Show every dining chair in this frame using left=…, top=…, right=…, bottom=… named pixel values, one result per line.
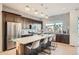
left=40, top=37, right=48, bottom=50
left=47, top=36, right=53, bottom=47
left=25, top=40, right=40, bottom=55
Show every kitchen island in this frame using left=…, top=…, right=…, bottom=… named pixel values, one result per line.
left=13, top=34, right=54, bottom=55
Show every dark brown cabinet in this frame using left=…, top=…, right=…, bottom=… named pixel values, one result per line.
left=5, top=13, right=15, bottom=22
left=2, top=11, right=43, bottom=51
left=56, top=34, right=70, bottom=44
left=15, top=15, right=22, bottom=23
left=2, top=11, right=43, bottom=29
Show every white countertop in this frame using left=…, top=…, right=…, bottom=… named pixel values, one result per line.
left=12, top=34, right=54, bottom=44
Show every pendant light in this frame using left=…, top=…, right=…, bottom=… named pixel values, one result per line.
left=45, top=15, right=48, bottom=19
left=34, top=10, right=38, bottom=14
left=40, top=12, right=45, bottom=17
left=25, top=5, right=30, bottom=11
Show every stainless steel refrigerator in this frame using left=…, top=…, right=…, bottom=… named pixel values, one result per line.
left=7, top=22, right=22, bottom=50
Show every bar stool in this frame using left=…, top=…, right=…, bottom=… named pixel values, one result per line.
left=25, top=40, right=40, bottom=55
left=51, top=34, right=56, bottom=47
left=40, top=37, right=48, bottom=50
left=43, top=34, right=56, bottom=54
left=47, top=36, right=52, bottom=47
left=51, top=34, right=57, bottom=50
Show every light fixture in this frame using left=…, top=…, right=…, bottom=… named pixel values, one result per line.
left=45, top=15, right=48, bottom=19
left=41, top=4, right=44, bottom=7
left=34, top=10, right=38, bottom=14
left=25, top=5, right=30, bottom=11
left=40, top=12, right=45, bottom=17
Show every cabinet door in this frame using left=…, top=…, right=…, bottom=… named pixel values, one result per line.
left=63, top=35, right=69, bottom=44
left=56, top=34, right=69, bottom=44
left=56, top=34, right=63, bottom=42
left=6, top=13, right=15, bottom=22
left=2, top=12, right=7, bottom=50
left=15, top=15, right=22, bottom=23
left=15, top=15, right=24, bottom=28
left=23, top=18, right=31, bottom=29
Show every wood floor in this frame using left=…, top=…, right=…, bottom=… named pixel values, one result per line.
left=39, top=43, right=77, bottom=55
left=0, top=42, right=78, bottom=55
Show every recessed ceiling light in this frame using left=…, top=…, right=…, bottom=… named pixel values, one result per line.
left=45, top=15, right=48, bottom=19
left=34, top=10, right=38, bottom=14
left=25, top=5, right=30, bottom=11
left=41, top=4, right=44, bottom=7
left=40, top=12, right=45, bottom=17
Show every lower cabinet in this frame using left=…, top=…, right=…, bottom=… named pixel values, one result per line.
left=56, top=34, right=70, bottom=44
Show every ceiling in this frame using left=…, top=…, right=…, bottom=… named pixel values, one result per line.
left=3, top=3, right=79, bottom=18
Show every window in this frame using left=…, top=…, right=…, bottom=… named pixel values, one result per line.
left=46, top=22, right=63, bottom=33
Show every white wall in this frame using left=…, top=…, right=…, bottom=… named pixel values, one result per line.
left=45, top=13, right=70, bottom=32
left=70, top=10, right=79, bottom=46
left=0, top=4, right=2, bottom=51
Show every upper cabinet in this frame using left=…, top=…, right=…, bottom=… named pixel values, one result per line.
left=5, top=12, right=15, bottom=22
left=2, top=11, right=43, bottom=29
left=15, top=15, right=23, bottom=23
